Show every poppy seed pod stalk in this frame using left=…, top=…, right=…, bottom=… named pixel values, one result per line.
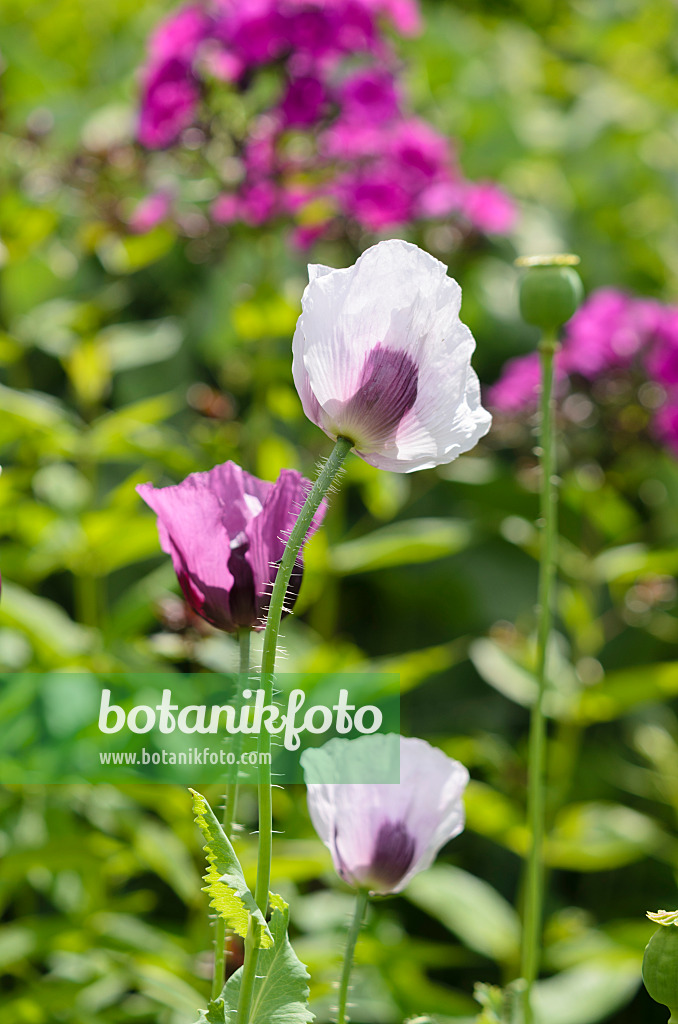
left=518, top=253, right=583, bottom=1024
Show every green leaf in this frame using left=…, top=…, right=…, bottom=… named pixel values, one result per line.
left=0, top=581, right=95, bottom=662
left=406, top=865, right=521, bottom=964
left=97, top=227, right=176, bottom=274
left=221, top=893, right=313, bottom=1024
left=592, top=543, right=678, bottom=584
left=190, top=789, right=272, bottom=948
left=532, top=956, right=641, bottom=1024
left=329, top=518, right=472, bottom=574
left=576, top=662, right=678, bottom=723
left=0, top=383, right=80, bottom=454
left=364, top=639, right=467, bottom=695
left=195, top=999, right=227, bottom=1024
left=545, top=802, right=668, bottom=871
left=469, top=639, right=578, bottom=720
left=469, top=638, right=538, bottom=708
left=99, top=318, right=182, bottom=372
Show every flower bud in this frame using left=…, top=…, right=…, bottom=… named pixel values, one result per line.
left=516, top=254, right=583, bottom=331
left=643, top=912, right=678, bottom=1022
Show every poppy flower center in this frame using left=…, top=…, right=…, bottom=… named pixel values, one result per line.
left=338, top=343, right=418, bottom=450
left=367, top=818, right=416, bottom=890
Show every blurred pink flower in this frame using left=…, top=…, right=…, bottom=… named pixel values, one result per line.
left=280, top=74, right=328, bottom=126
left=211, top=193, right=240, bottom=223
left=654, top=401, right=678, bottom=456
left=339, top=68, right=400, bottom=122
left=370, top=0, right=421, bottom=33
left=334, top=169, right=413, bottom=230
left=462, top=181, right=516, bottom=234
left=646, top=309, right=678, bottom=389
left=561, top=288, right=662, bottom=379
left=488, top=352, right=542, bottom=414
left=136, top=0, right=515, bottom=243
left=489, top=285, right=678, bottom=459
left=138, top=58, right=201, bottom=149
left=128, top=190, right=173, bottom=233
left=239, top=181, right=279, bottom=224
left=148, top=3, right=212, bottom=63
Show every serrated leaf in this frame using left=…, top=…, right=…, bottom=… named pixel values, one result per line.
left=195, top=998, right=227, bottom=1023
left=221, top=893, right=313, bottom=1024
left=190, top=789, right=272, bottom=948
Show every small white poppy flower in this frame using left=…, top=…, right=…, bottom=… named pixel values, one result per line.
left=292, top=239, right=491, bottom=473
left=303, top=734, right=469, bottom=895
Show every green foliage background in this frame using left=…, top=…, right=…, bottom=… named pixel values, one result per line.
left=1, top=0, right=678, bottom=1022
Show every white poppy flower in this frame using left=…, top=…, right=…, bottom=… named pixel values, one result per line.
left=303, top=734, right=469, bottom=895
left=292, top=239, right=491, bottom=473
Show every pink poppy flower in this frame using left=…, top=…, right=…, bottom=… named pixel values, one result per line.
left=137, top=461, right=325, bottom=633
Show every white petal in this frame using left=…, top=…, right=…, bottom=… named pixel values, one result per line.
left=303, top=734, right=468, bottom=894
left=294, top=239, right=453, bottom=408
left=393, top=737, right=469, bottom=892
left=292, top=239, right=490, bottom=469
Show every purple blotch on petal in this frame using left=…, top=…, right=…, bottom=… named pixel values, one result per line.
left=369, top=819, right=416, bottom=889
left=227, top=533, right=258, bottom=628
left=343, top=343, right=418, bottom=445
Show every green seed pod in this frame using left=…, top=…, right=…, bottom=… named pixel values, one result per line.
left=643, top=922, right=678, bottom=1021
left=516, top=254, right=583, bottom=331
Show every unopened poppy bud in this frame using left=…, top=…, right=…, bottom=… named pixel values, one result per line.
left=516, top=254, right=583, bottom=332
left=643, top=910, right=678, bottom=1022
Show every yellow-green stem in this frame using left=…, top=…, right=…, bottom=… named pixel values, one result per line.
left=521, top=331, right=558, bottom=1024
left=236, top=436, right=353, bottom=1024
left=212, top=628, right=251, bottom=1001
left=337, top=889, right=368, bottom=1024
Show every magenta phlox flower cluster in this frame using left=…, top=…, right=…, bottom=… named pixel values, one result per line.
left=488, top=287, right=678, bottom=455
left=136, top=0, right=515, bottom=241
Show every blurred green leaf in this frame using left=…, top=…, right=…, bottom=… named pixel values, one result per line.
left=532, top=956, right=641, bottom=1024
left=99, top=319, right=182, bottom=372
left=545, top=802, right=671, bottom=871
left=0, top=581, right=94, bottom=662
left=97, top=228, right=176, bottom=274
left=330, top=519, right=473, bottom=574
left=469, top=638, right=578, bottom=720
left=577, top=661, right=678, bottom=723
left=406, top=865, right=521, bottom=964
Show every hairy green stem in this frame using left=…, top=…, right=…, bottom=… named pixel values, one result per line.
left=212, top=628, right=251, bottom=1001
left=337, top=889, right=368, bottom=1024
left=236, top=436, right=353, bottom=1024
left=521, top=331, right=559, bottom=1024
